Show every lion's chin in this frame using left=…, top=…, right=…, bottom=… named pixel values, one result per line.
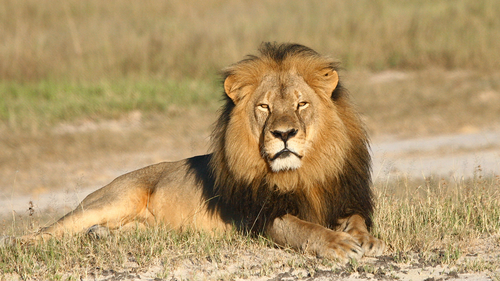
left=269, top=156, right=302, bottom=172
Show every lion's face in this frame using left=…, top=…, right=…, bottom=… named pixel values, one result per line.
left=224, top=66, right=340, bottom=173
left=251, top=73, right=317, bottom=172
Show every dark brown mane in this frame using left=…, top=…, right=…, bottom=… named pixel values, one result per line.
left=198, top=42, right=373, bottom=234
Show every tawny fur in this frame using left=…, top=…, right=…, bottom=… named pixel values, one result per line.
left=12, top=43, right=385, bottom=261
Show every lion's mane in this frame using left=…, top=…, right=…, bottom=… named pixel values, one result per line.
left=193, top=43, right=373, bottom=234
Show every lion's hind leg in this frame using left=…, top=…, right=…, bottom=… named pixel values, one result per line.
left=31, top=177, right=155, bottom=241
left=338, top=214, right=385, bottom=257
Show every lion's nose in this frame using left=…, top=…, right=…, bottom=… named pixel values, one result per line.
left=271, top=128, right=298, bottom=142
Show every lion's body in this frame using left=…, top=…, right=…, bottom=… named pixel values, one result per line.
left=26, top=43, right=385, bottom=260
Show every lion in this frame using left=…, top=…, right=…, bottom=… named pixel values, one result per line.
left=13, top=43, right=385, bottom=261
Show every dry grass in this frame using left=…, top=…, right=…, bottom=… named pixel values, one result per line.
left=1, top=172, right=499, bottom=280
left=374, top=172, right=500, bottom=255
left=1, top=0, right=499, bottom=82
left=0, top=226, right=328, bottom=280
left=348, top=70, right=500, bottom=137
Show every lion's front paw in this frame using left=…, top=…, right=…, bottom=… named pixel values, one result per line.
left=315, top=231, right=363, bottom=262
left=354, top=234, right=385, bottom=257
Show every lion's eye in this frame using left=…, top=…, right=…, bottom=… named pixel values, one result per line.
left=258, top=104, right=269, bottom=110
left=297, top=102, right=309, bottom=109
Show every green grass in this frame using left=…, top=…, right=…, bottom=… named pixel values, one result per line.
left=0, top=79, right=220, bottom=131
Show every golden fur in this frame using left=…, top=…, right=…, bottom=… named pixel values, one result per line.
left=13, top=43, right=385, bottom=261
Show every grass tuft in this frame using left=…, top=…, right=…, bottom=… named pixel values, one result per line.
left=374, top=172, right=500, bottom=259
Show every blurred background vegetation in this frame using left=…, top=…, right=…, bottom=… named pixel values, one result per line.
left=1, top=0, right=499, bottom=130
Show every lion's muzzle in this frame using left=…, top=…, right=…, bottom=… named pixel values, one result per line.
left=265, top=128, right=304, bottom=172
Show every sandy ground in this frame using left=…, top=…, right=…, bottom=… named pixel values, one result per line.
left=372, top=130, right=500, bottom=179
left=2, top=128, right=499, bottom=218
left=71, top=251, right=500, bottom=281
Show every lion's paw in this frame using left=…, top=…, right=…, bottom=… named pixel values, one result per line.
left=354, top=234, right=386, bottom=257
left=316, top=231, right=364, bottom=262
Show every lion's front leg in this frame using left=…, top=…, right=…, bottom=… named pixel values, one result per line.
left=266, top=214, right=364, bottom=261
left=337, top=214, right=385, bottom=257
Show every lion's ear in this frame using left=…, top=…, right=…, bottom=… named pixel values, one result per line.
left=224, top=75, right=240, bottom=103
left=322, top=69, right=339, bottom=95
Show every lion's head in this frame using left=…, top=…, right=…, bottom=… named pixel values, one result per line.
left=209, top=43, right=372, bottom=232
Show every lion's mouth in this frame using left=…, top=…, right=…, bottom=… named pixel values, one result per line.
left=270, top=148, right=302, bottom=161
